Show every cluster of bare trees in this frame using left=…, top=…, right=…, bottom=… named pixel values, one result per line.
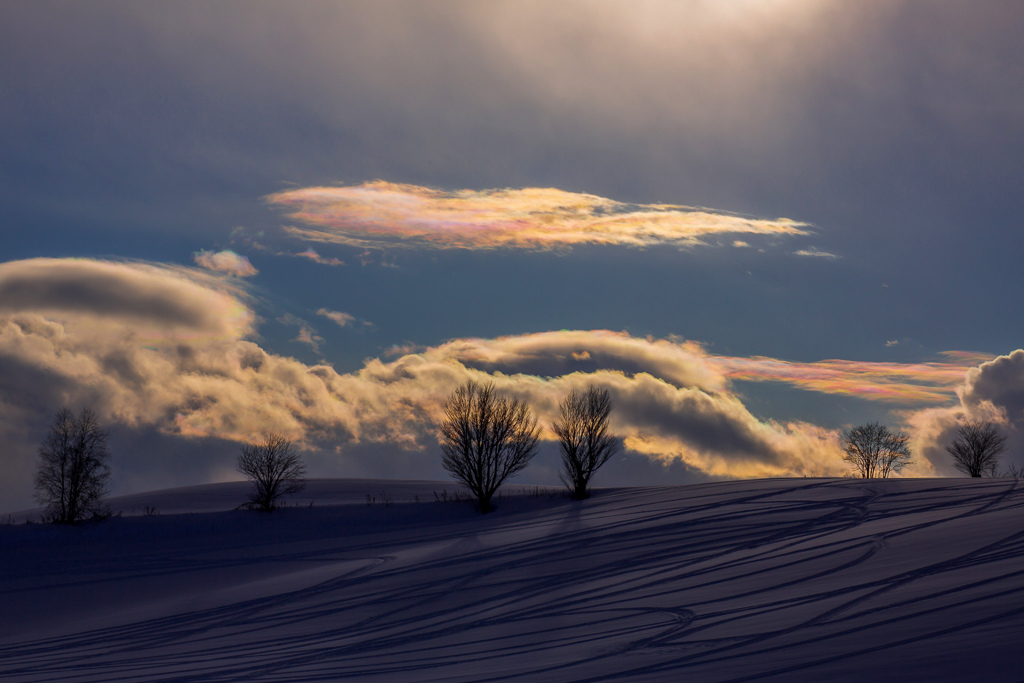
left=439, top=381, right=620, bottom=512
left=841, top=418, right=1011, bottom=480
left=28, top=393, right=1018, bottom=525
left=841, top=422, right=913, bottom=478
left=32, top=406, right=309, bottom=524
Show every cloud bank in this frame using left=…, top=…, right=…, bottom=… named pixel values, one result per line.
left=0, top=257, right=1000, bottom=510
left=267, top=181, right=811, bottom=252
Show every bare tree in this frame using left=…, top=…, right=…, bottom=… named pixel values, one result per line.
left=554, top=386, right=620, bottom=500
left=841, top=422, right=913, bottom=478
left=237, top=434, right=306, bottom=511
left=34, top=407, right=111, bottom=524
left=440, top=380, right=540, bottom=513
left=946, top=420, right=1007, bottom=478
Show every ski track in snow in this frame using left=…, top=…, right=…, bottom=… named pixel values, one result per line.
left=3, top=478, right=1024, bottom=681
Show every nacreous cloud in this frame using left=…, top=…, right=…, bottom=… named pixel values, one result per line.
left=711, top=355, right=982, bottom=404
left=266, top=181, right=811, bottom=251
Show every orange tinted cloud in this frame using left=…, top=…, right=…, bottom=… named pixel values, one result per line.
left=267, top=181, right=811, bottom=251
left=0, top=262, right=983, bottom=487
left=294, top=248, right=345, bottom=266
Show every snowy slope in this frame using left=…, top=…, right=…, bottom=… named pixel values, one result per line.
left=2, top=478, right=1023, bottom=682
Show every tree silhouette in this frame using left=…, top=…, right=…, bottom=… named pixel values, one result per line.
left=237, top=434, right=306, bottom=511
left=841, top=422, right=912, bottom=478
left=34, top=407, right=111, bottom=523
left=946, top=420, right=1006, bottom=478
left=440, top=380, right=540, bottom=513
left=554, top=386, right=619, bottom=500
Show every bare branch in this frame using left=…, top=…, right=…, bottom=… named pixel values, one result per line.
left=841, top=422, right=912, bottom=479
left=237, top=433, right=306, bottom=512
left=946, top=420, right=1007, bottom=478
left=554, top=386, right=620, bottom=500
left=34, top=407, right=111, bottom=523
left=439, top=381, right=540, bottom=513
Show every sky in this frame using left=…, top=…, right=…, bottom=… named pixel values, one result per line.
left=2, top=0, right=1024, bottom=511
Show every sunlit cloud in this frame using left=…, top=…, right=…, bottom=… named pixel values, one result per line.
left=903, top=349, right=1024, bottom=476
left=317, top=308, right=355, bottom=328
left=794, top=248, right=838, bottom=259
left=294, top=248, right=345, bottom=267
left=0, top=263, right=995, bottom=501
left=277, top=313, right=324, bottom=352
left=426, top=330, right=726, bottom=392
left=0, top=258, right=253, bottom=344
left=193, top=249, right=258, bottom=277
left=267, top=181, right=811, bottom=252
left=0, top=275, right=847, bottom=490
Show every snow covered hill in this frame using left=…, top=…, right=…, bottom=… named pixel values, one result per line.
left=2, top=477, right=1023, bottom=682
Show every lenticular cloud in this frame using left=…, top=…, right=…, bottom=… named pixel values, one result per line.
left=267, top=181, right=811, bottom=251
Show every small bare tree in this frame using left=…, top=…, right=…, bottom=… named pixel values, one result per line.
left=35, top=407, right=111, bottom=524
left=554, top=386, right=620, bottom=500
left=237, top=434, right=306, bottom=511
left=946, top=420, right=1007, bottom=478
left=440, top=380, right=540, bottom=513
left=842, top=422, right=912, bottom=478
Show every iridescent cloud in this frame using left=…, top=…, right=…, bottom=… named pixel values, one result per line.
left=710, top=355, right=985, bottom=404
left=294, top=248, right=345, bottom=266
left=267, top=181, right=811, bottom=251
left=193, top=249, right=258, bottom=277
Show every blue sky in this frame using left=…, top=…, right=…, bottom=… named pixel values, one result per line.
left=2, top=1, right=1023, bottom=510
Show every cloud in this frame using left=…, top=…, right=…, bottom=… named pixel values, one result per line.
left=294, top=249, right=345, bottom=267
left=4, top=262, right=994, bottom=508
left=426, top=330, right=726, bottom=392
left=901, top=350, right=1024, bottom=476
left=317, top=309, right=355, bottom=328
left=0, top=258, right=253, bottom=341
left=0, top=268, right=855, bottom=511
left=794, top=248, right=839, bottom=259
left=277, top=313, right=324, bottom=352
left=267, top=181, right=811, bottom=252
left=710, top=355, right=979, bottom=404
left=193, top=250, right=258, bottom=277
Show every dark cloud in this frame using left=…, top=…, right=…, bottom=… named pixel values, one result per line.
left=0, top=259, right=251, bottom=337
